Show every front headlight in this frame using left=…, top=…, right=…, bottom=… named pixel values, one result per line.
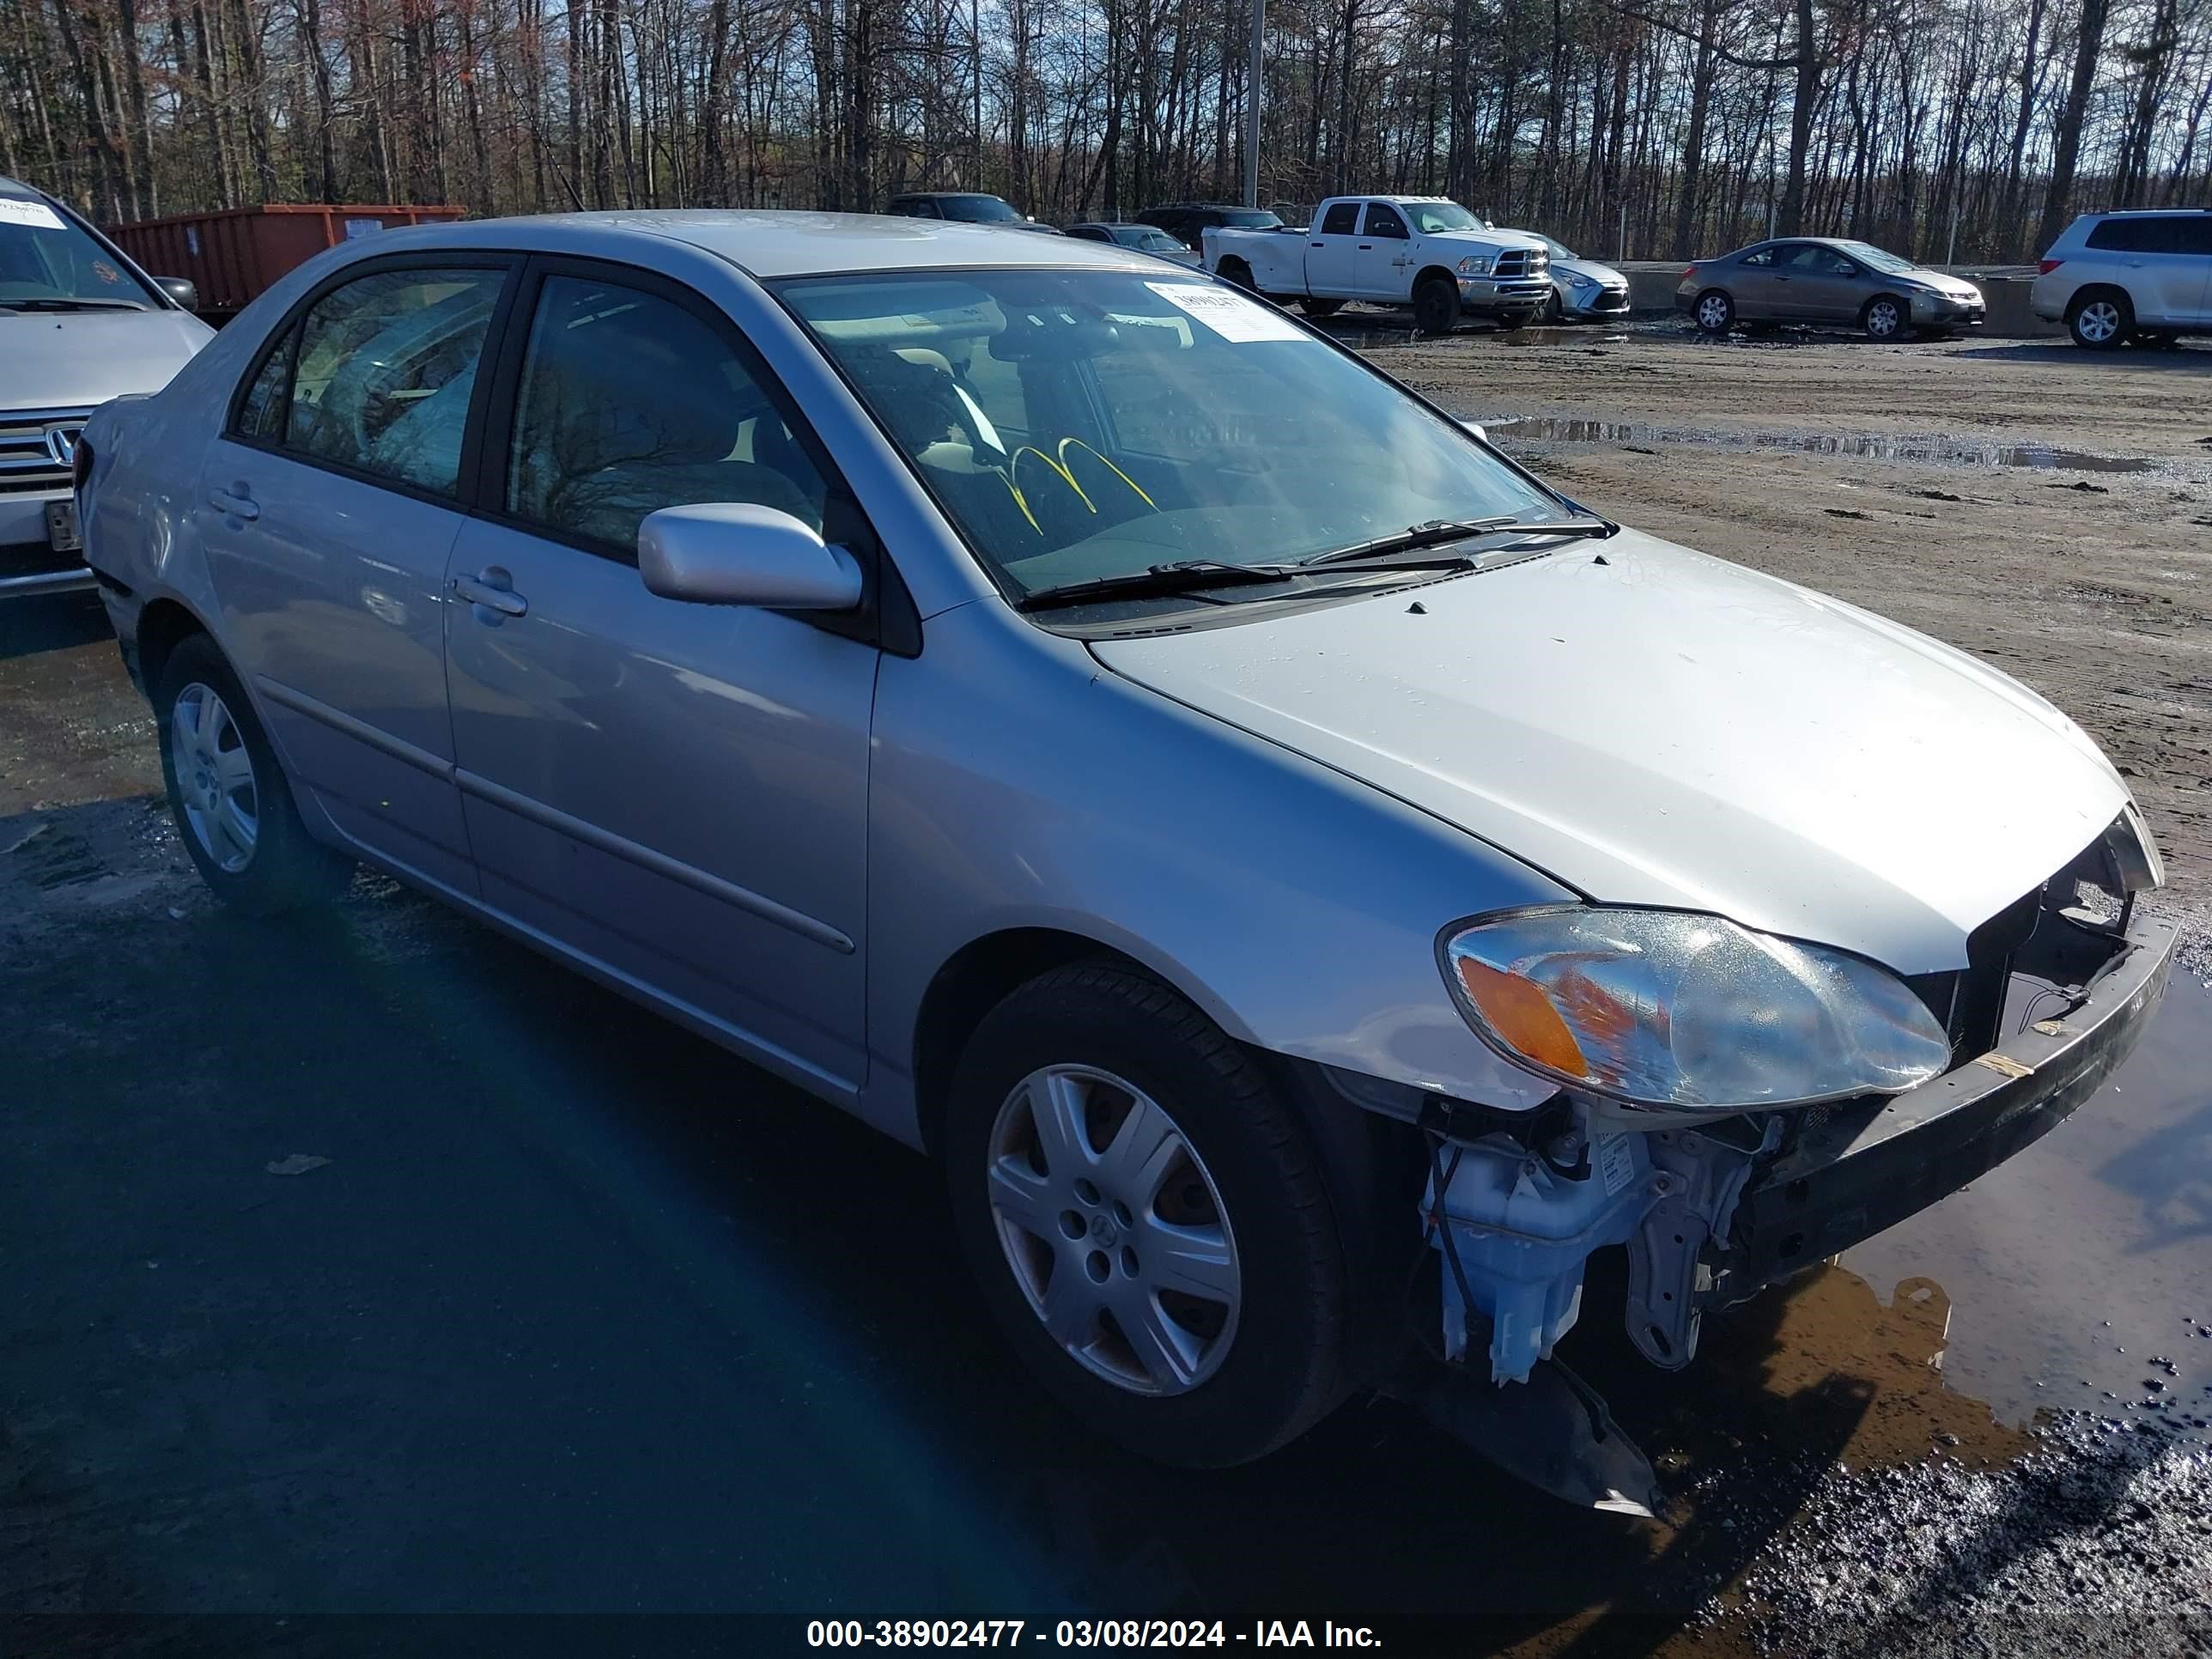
left=1440, top=907, right=1952, bottom=1110
left=1456, top=255, right=1492, bottom=276
left=1566, top=270, right=1599, bottom=289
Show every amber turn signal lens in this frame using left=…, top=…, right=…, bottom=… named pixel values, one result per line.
left=1454, top=956, right=1588, bottom=1078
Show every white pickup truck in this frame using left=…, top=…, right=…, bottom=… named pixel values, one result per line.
left=1202, top=195, right=1553, bottom=332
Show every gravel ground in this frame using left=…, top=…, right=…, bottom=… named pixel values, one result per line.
left=1709, top=1413, right=2212, bottom=1657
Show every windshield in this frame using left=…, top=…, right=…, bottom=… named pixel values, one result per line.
left=780, top=269, right=1563, bottom=603
left=1832, top=240, right=1918, bottom=275
left=1534, top=234, right=1577, bottom=261
left=1406, top=202, right=1484, bottom=234
left=941, top=196, right=1024, bottom=224
left=0, top=196, right=153, bottom=307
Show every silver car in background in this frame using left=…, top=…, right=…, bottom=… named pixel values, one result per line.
left=2, top=173, right=213, bottom=598
left=77, top=212, right=2171, bottom=1505
left=2031, top=210, right=2212, bottom=349
left=1679, top=236, right=1986, bottom=339
left=1510, top=231, right=1630, bottom=323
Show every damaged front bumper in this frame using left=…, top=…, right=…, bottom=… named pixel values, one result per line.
left=1418, top=900, right=2173, bottom=1388
left=1709, top=904, right=2174, bottom=1304
left=1394, top=903, right=2172, bottom=1516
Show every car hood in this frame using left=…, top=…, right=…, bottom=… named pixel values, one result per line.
left=0, top=307, right=213, bottom=410
left=1089, top=531, right=2128, bottom=973
left=1554, top=257, right=1626, bottom=287
left=1425, top=228, right=1547, bottom=256
left=1903, top=270, right=1982, bottom=300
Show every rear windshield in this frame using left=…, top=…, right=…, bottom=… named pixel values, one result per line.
left=1218, top=209, right=1283, bottom=229
left=0, top=195, right=155, bottom=308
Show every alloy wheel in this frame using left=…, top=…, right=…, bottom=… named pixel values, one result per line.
left=170, top=681, right=258, bottom=873
left=1867, top=299, right=1902, bottom=338
left=984, top=1064, right=1241, bottom=1396
left=2076, top=301, right=2121, bottom=344
left=1696, top=294, right=1730, bottom=331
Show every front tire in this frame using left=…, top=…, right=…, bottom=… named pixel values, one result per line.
left=1863, top=295, right=1908, bottom=340
left=1692, top=289, right=1735, bottom=333
left=1413, top=276, right=1462, bottom=335
left=155, top=634, right=352, bottom=914
left=945, top=962, right=1349, bottom=1468
left=2069, top=289, right=2131, bottom=349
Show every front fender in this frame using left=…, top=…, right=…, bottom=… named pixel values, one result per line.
left=860, top=599, right=1569, bottom=1147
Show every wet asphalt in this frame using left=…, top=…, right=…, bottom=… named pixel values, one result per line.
left=4, top=586, right=2211, bottom=1659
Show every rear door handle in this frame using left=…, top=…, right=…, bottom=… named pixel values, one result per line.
left=208, top=484, right=259, bottom=521
left=452, top=568, right=528, bottom=619
left=1358, top=243, right=1374, bottom=251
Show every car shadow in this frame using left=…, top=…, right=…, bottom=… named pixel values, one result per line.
left=0, top=805, right=2070, bottom=1647
left=0, top=588, right=112, bottom=661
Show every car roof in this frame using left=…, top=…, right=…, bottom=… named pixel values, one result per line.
left=2081, top=207, right=2210, bottom=218
left=890, top=191, right=1002, bottom=202
left=298, top=209, right=1173, bottom=280
left=0, top=174, right=51, bottom=201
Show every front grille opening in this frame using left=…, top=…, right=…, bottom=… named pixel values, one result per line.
left=1906, top=819, right=2142, bottom=1066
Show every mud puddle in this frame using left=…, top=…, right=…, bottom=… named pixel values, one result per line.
left=1486, top=414, right=2159, bottom=472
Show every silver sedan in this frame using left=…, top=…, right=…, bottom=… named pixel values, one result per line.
left=77, top=212, right=2169, bottom=1503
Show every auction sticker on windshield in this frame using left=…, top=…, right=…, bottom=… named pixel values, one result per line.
left=0, top=197, right=68, bottom=231
left=1146, top=281, right=1308, bottom=343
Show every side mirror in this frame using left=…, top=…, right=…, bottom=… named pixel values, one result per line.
left=155, top=276, right=199, bottom=312
left=637, top=502, right=863, bottom=611
left=1460, top=419, right=1488, bottom=443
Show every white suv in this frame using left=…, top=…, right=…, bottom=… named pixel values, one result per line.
left=2032, top=210, right=2212, bottom=349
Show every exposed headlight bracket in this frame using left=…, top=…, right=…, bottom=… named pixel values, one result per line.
left=1623, top=1116, right=1780, bottom=1369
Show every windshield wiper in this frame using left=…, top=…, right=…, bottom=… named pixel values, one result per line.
left=1016, top=560, right=1305, bottom=612
left=1304, top=514, right=1613, bottom=566
left=0, top=297, right=148, bottom=313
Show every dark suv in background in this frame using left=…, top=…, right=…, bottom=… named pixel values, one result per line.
left=1135, top=204, right=1285, bottom=252
left=884, top=192, right=1059, bottom=233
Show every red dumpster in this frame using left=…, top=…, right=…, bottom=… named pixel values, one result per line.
left=105, top=204, right=467, bottom=320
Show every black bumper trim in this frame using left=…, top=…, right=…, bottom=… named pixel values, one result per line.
left=1712, top=911, right=2176, bottom=1301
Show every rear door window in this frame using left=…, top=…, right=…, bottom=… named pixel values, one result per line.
left=1320, top=203, right=1360, bottom=236
left=269, top=265, right=507, bottom=496
left=1364, top=204, right=1410, bottom=239
left=2086, top=217, right=2185, bottom=254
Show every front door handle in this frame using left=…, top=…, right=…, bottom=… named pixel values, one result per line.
left=208, top=484, right=259, bottom=521
left=452, top=568, right=528, bottom=620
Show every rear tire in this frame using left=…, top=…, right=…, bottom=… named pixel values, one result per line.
left=2068, top=289, right=2132, bottom=349
left=1300, top=297, right=1344, bottom=319
left=1692, top=289, right=1735, bottom=334
left=1218, top=258, right=1256, bottom=292
left=1493, top=309, right=1532, bottom=333
left=155, top=634, right=352, bottom=915
left=945, top=961, right=1351, bottom=1468
left=1413, top=276, right=1462, bottom=335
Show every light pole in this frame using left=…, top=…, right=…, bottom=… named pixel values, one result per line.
left=1243, top=0, right=1264, bottom=207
